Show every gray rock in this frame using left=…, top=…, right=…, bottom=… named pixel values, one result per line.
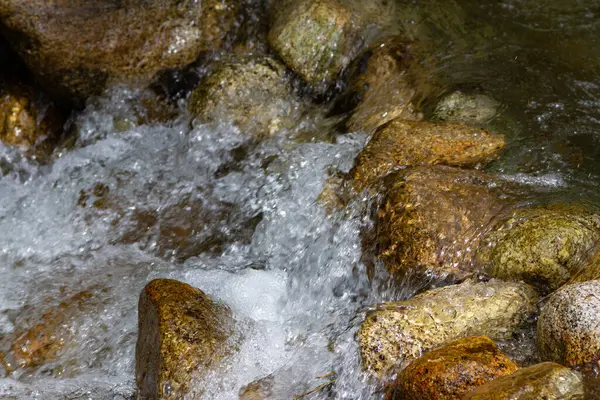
left=434, top=91, right=500, bottom=126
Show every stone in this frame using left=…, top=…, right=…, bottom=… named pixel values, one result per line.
left=343, top=37, right=428, bottom=134
left=0, top=82, right=62, bottom=154
left=0, top=0, right=239, bottom=103
left=188, top=57, right=300, bottom=139
left=135, top=279, right=234, bottom=400
left=537, top=280, right=600, bottom=368
left=387, top=336, right=518, bottom=400
left=358, top=280, right=538, bottom=376
left=478, top=204, right=600, bottom=293
left=268, top=0, right=362, bottom=90
left=434, top=91, right=500, bottom=126
left=350, top=120, right=504, bottom=191
left=461, top=362, right=584, bottom=400
left=0, top=290, right=96, bottom=374
left=239, top=375, right=275, bottom=400
left=374, top=166, right=513, bottom=282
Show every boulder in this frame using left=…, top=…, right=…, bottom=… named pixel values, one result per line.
left=0, top=289, right=97, bottom=374
left=386, top=336, right=518, bottom=400
left=461, top=362, right=584, bottom=400
left=374, top=166, right=512, bottom=282
left=135, top=279, right=234, bottom=400
left=0, top=0, right=239, bottom=103
left=343, top=37, right=428, bottom=134
left=0, top=82, right=62, bottom=154
left=433, top=91, right=500, bottom=126
left=350, top=120, right=504, bottom=191
left=188, top=57, right=300, bottom=139
left=478, top=204, right=600, bottom=293
left=537, top=280, right=600, bottom=368
left=268, top=0, right=362, bottom=90
left=358, top=280, right=538, bottom=376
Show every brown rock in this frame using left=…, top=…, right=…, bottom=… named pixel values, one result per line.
left=0, top=0, right=239, bottom=103
left=461, top=362, right=584, bottom=400
left=344, top=37, right=432, bottom=134
left=0, top=289, right=97, bottom=374
left=537, top=280, right=600, bottom=368
left=136, top=279, right=234, bottom=400
left=350, top=120, right=504, bottom=191
left=374, top=166, right=513, bottom=282
left=387, top=336, right=518, bottom=400
left=358, top=280, right=538, bottom=376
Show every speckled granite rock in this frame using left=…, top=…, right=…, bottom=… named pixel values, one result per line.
left=462, top=362, right=584, bottom=400
left=374, top=166, right=512, bottom=282
left=537, top=280, right=600, bottom=368
left=350, top=120, right=504, bottom=190
left=386, top=336, right=518, bottom=400
left=0, top=0, right=239, bottom=103
left=434, top=91, right=500, bottom=126
left=358, top=280, right=537, bottom=376
left=136, top=279, right=234, bottom=400
left=478, top=204, right=600, bottom=293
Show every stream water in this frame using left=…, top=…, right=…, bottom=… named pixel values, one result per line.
left=1, top=1, right=600, bottom=399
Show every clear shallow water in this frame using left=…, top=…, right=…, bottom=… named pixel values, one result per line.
left=2, top=1, right=600, bottom=399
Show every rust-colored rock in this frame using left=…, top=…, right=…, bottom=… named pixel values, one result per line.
left=0, top=0, right=239, bottom=102
left=462, top=362, right=584, bottom=400
left=387, top=336, right=518, bottom=400
left=350, top=119, right=504, bottom=191
left=358, top=280, right=537, bottom=376
left=135, top=279, right=234, bottom=400
left=0, top=290, right=96, bottom=374
left=344, top=37, right=432, bottom=134
left=374, top=166, right=513, bottom=282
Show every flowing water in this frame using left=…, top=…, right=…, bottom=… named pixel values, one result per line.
left=1, top=1, right=600, bottom=399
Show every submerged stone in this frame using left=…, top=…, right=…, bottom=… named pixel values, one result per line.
left=478, top=204, right=600, bottom=293
left=462, top=362, right=584, bottom=400
left=358, top=280, right=537, bottom=376
left=0, top=0, right=239, bottom=103
left=433, top=91, right=500, bottom=126
left=188, top=57, right=300, bottom=139
left=268, top=0, right=362, bottom=90
left=374, top=166, right=512, bottom=282
left=387, top=336, right=518, bottom=400
left=343, top=37, right=428, bottom=134
left=350, top=120, right=504, bottom=190
left=537, top=280, right=600, bottom=368
left=136, top=279, right=234, bottom=400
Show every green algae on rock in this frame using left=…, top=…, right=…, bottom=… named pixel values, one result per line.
left=461, top=362, right=584, bottom=400
left=268, top=0, right=363, bottom=91
left=358, top=280, right=538, bottom=377
left=135, top=279, right=234, bottom=400
left=537, top=280, right=600, bottom=368
left=343, top=37, right=428, bottom=134
left=350, top=120, right=505, bottom=191
left=0, top=0, right=239, bottom=103
left=374, top=166, right=512, bottom=282
left=433, top=91, right=500, bottom=126
left=478, top=204, right=600, bottom=293
left=188, top=57, right=301, bottom=139
left=386, top=336, right=518, bottom=400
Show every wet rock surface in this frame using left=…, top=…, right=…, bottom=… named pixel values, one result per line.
left=136, top=279, right=234, bottom=400
left=433, top=91, right=500, bottom=126
left=188, top=57, right=301, bottom=140
left=461, top=362, right=585, bottom=400
left=350, top=120, right=504, bottom=190
left=343, top=37, right=427, bottom=134
left=0, top=0, right=239, bottom=103
left=537, top=280, right=600, bottom=368
left=386, top=336, right=518, bottom=400
left=478, top=204, right=600, bottom=293
left=268, top=0, right=364, bottom=91
left=358, top=280, right=538, bottom=376
left=373, top=166, right=512, bottom=281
